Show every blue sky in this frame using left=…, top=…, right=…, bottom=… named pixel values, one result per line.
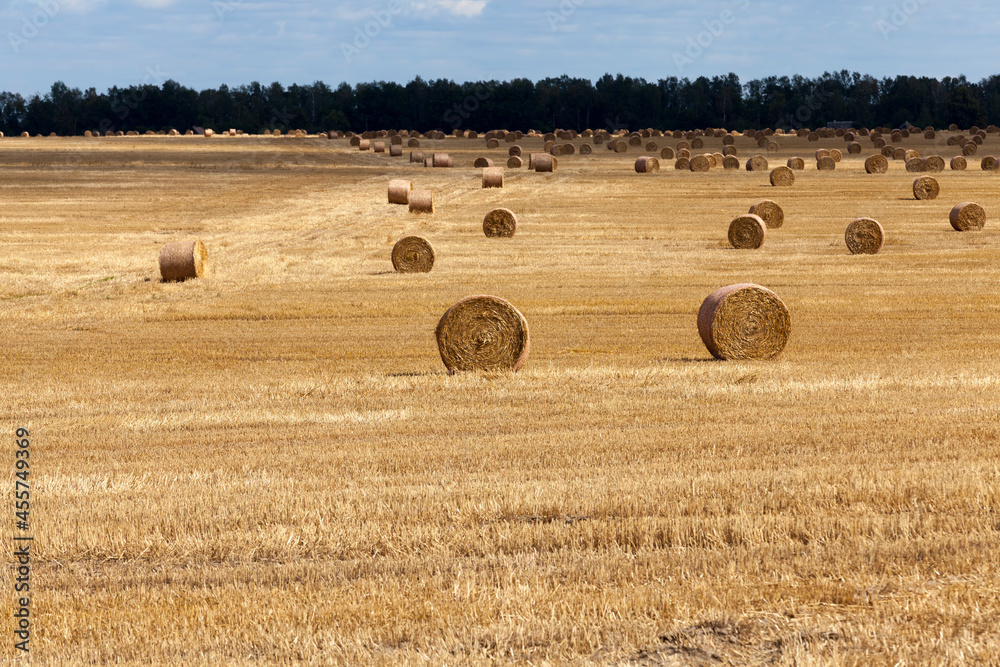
left=2, top=0, right=998, bottom=96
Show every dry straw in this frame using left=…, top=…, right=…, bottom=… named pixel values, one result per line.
left=865, top=154, right=889, bottom=173
left=482, top=167, right=504, bottom=189
left=635, top=156, right=660, bottom=173
left=690, top=154, right=711, bottom=172
left=697, top=283, right=791, bottom=360
left=951, top=156, right=968, bottom=170
left=746, top=155, right=768, bottom=171
left=816, top=156, right=837, bottom=170
left=408, top=190, right=434, bottom=214
left=770, top=166, right=795, bottom=186
left=729, top=214, right=767, bottom=249
left=912, top=176, right=940, bottom=200
left=483, top=208, right=518, bottom=238
left=387, top=179, right=412, bottom=205
left=391, top=236, right=435, bottom=273
left=749, top=200, right=784, bottom=228
left=435, top=295, right=530, bottom=373
left=159, top=240, right=208, bottom=282
left=786, top=157, right=805, bottom=170
left=845, top=217, right=885, bottom=255
left=949, top=202, right=986, bottom=231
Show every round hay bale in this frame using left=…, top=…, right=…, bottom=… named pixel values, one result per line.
left=722, top=145, right=738, bottom=157
left=482, top=167, right=504, bottom=189
left=483, top=208, right=518, bottom=238
left=873, top=137, right=887, bottom=149
left=410, top=150, right=425, bottom=163
left=390, top=135, right=403, bottom=145
left=474, top=157, right=494, bottom=168
left=660, top=147, right=675, bottom=160
left=358, top=139, right=371, bottom=151
left=677, top=140, right=691, bottom=151
left=629, top=136, right=642, bottom=147
left=387, top=179, right=412, bottom=205
left=746, top=155, right=768, bottom=171
left=645, top=141, right=658, bottom=151
left=433, top=153, right=453, bottom=168
left=507, top=156, right=523, bottom=168
left=593, top=134, right=606, bottom=145
left=891, top=131, right=903, bottom=143
left=722, top=156, right=741, bottom=170
left=159, top=240, right=208, bottom=282
left=950, top=156, right=968, bottom=170
left=697, top=284, right=790, bottom=360
left=786, top=157, right=806, bottom=170
left=579, top=144, right=593, bottom=155
left=925, top=129, right=936, bottom=139
left=690, top=154, right=711, bottom=172
left=408, top=190, right=434, bottom=214
left=204, top=129, right=215, bottom=138
left=845, top=217, right=885, bottom=255
left=905, top=157, right=925, bottom=172
left=350, top=136, right=361, bottom=146
left=847, top=142, right=862, bottom=154
left=770, top=166, right=795, bottom=186
left=949, top=202, right=986, bottom=231
left=534, top=154, right=556, bottom=172
left=912, top=176, right=940, bottom=200
left=424, top=158, right=434, bottom=168
left=563, top=143, right=575, bottom=155
left=816, top=156, right=836, bottom=170
left=963, top=142, right=978, bottom=156
left=903, top=149, right=920, bottom=161
left=729, top=214, right=767, bottom=249
left=505, top=132, right=517, bottom=143
left=614, top=141, right=628, bottom=154
left=949, top=123, right=959, bottom=132
left=373, top=141, right=386, bottom=153
left=408, top=138, right=420, bottom=147
left=436, top=296, right=530, bottom=374
left=829, top=149, right=843, bottom=162
left=389, top=145, right=403, bottom=157
left=674, top=157, right=691, bottom=170
left=923, top=155, right=945, bottom=172
left=865, top=154, right=889, bottom=173
left=766, top=141, right=780, bottom=152
left=808, top=132, right=819, bottom=142
left=981, top=156, right=998, bottom=171
left=757, top=137, right=769, bottom=148
left=677, top=148, right=691, bottom=159
left=749, top=200, right=784, bottom=229
left=635, top=156, right=660, bottom=173
left=508, top=145, right=522, bottom=157
left=391, top=236, right=435, bottom=273
left=815, top=149, right=830, bottom=160
left=844, top=132, right=857, bottom=142
left=486, top=138, right=500, bottom=149
left=549, top=145, right=565, bottom=157
left=973, top=134, right=985, bottom=145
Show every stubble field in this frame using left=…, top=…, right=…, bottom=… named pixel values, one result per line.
left=1, top=130, right=999, bottom=665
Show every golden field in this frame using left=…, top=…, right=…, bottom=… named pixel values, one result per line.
left=1, top=130, right=999, bottom=665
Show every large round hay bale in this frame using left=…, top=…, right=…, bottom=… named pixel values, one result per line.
left=660, top=147, right=675, bottom=160
left=408, top=138, right=420, bottom=147
left=534, top=154, right=556, bottom=172
left=786, top=157, right=805, bottom=170
left=677, top=148, right=691, bottom=159
left=614, top=141, right=628, bottom=154
left=692, top=137, right=705, bottom=149
left=981, top=156, right=998, bottom=171
left=433, top=153, right=453, bottom=168
left=350, top=135, right=361, bottom=146
left=963, top=142, right=978, bottom=156
left=845, top=218, right=885, bottom=255
left=749, top=200, right=784, bottom=228
left=925, top=129, right=936, bottom=139
left=912, top=176, right=940, bottom=200
left=690, top=154, right=711, bottom=172
left=387, top=179, right=412, bottom=205
left=507, top=156, right=523, bottom=168
left=770, top=166, right=795, bottom=186
left=677, top=140, right=691, bottom=151
left=722, top=156, right=740, bottom=170
left=922, top=156, right=945, bottom=172
left=629, top=136, right=642, bottom=147
left=950, top=156, right=967, bottom=170
left=873, top=137, right=887, bottom=148
left=373, top=141, right=386, bottom=153
left=949, top=202, right=986, bottom=231
left=436, top=295, right=530, bottom=374
left=815, top=149, right=830, bottom=160
left=424, top=158, right=433, bottom=168
left=674, top=157, right=691, bottom=170
left=807, top=132, right=819, bottom=142
left=549, top=145, right=565, bottom=157
left=757, top=137, right=769, bottom=148
left=829, top=149, right=843, bottom=162
left=579, top=144, right=593, bottom=155
left=474, top=157, right=494, bottom=168
left=389, top=144, right=403, bottom=157
left=486, top=138, right=500, bottom=149
left=508, top=145, right=522, bottom=157
left=408, top=190, right=434, bottom=214
left=729, top=214, right=767, bottom=249
left=893, top=148, right=907, bottom=160
left=697, top=284, right=790, bottom=360
left=391, top=236, right=435, bottom=273
left=159, top=240, right=208, bottom=282
left=635, top=156, right=660, bottom=173
left=903, top=149, right=920, bottom=161
left=766, top=141, right=780, bottom=152
left=816, top=156, right=836, bottom=170
left=847, top=142, right=862, bottom=154
left=410, top=150, right=424, bottom=163
left=746, top=155, right=768, bottom=171
left=483, top=208, right=518, bottom=238
left=645, top=141, right=658, bottom=151
left=723, top=135, right=735, bottom=145
left=905, top=157, right=925, bottom=173
left=722, top=145, right=737, bottom=157
left=482, top=167, right=504, bottom=189
left=358, top=139, right=370, bottom=151
left=865, top=154, right=889, bottom=173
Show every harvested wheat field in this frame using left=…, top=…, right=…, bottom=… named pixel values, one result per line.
left=2, top=131, right=1000, bottom=665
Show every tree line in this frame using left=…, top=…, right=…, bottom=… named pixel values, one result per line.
left=0, top=71, right=997, bottom=137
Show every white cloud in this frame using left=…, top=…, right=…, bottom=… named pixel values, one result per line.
left=412, top=0, right=488, bottom=18
left=133, top=0, right=177, bottom=7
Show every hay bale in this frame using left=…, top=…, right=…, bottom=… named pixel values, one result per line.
left=534, top=154, right=556, bottom=172
left=981, top=156, right=998, bottom=171
left=722, top=156, right=741, bottom=170
left=950, top=156, right=968, bottom=170
left=808, top=132, right=819, bottom=142
left=408, top=190, right=434, bottom=214
left=635, top=156, right=660, bottom=173
left=786, top=157, right=805, bottom=170
left=963, top=142, right=978, bottom=156
left=660, top=147, right=675, bottom=160
left=690, top=154, right=711, bottom=172
left=549, top=145, right=565, bottom=157
left=579, top=144, right=593, bottom=155
left=845, top=217, right=885, bottom=255
left=483, top=208, right=518, bottom=238
left=645, top=141, right=658, bottom=152
left=746, top=155, right=768, bottom=171
left=847, top=142, right=862, bottom=154
left=925, top=129, right=936, bottom=139
left=923, top=156, right=945, bottom=172
left=482, top=167, right=504, bottom=189
left=487, top=139, right=500, bottom=149
left=391, top=236, right=435, bottom=273
left=159, top=240, right=208, bottom=282
left=424, top=158, right=434, bottom=168
left=912, top=176, right=940, bottom=200
left=677, top=148, right=691, bottom=159
left=508, top=145, right=522, bottom=157
left=674, top=157, right=691, bottom=170
left=387, top=179, right=412, bottom=205
left=722, top=145, right=737, bottom=157
left=770, top=166, right=795, bottom=186
left=629, top=136, right=642, bottom=147
left=433, top=153, right=453, bottom=168
left=408, top=138, right=420, bottom=147
left=390, top=145, right=403, bottom=157
left=359, top=139, right=371, bottom=151
left=865, top=154, right=889, bottom=173
left=204, top=129, right=215, bottom=138
left=903, top=149, right=920, bottom=161
left=766, top=141, right=780, bottom=152
left=829, top=149, right=843, bottom=162
left=474, top=157, right=494, bottom=168
left=677, top=141, right=691, bottom=151
left=815, top=149, right=831, bottom=160
left=691, top=137, right=704, bottom=149
left=949, top=202, right=986, bottom=231
left=889, top=147, right=903, bottom=159
left=729, top=214, right=767, bottom=249
left=749, top=200, right=784, bottom=228
left=905, top=157, right=925, bottom=172
left=816, top=156, right=836, bottom=170
left=410, top=150, right=425, bottom=163
left=507, top=156, right=523, bottom=168
left=614, top=141, right=628, bottom=154
left=873, top=137, right=887, bottom=148
left=436, top=295, right=530, bottom=374
left=697, top=284, right=790, bottom=360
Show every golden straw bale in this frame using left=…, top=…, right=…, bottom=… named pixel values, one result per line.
left=770, top=166, right=795, bottom=186
left=845, top=218, right=884, bottom=255
left=949, top=202, right=986, bottom=231
left=635, top=156, right=660, bottom=173
left=483, top=208, right=518, bottom=238
left=950, top=156, right=967, bottom=170
left=722, top=156, right=740, bottom=170
left=786, top=157, right=805, bottom=170
left=436, top=296, right=530, bottom=373
left=674, top=157, right=691, bottom=170
left=391, top=236, right=435, bottom=273
left=816, top=156, right=837, bottom=170
left=865, top=154, right=889, bottom=173
left=729, top=214, right=767, bottom=249
left=746, top=155, right=768, bottom=171
left=749, top=200, right=784, bottom=228
left=534, top=154, right=556, bottom=172
left=408, top=190, right=434, bottom=214
left=905, top=158, right=925, bottom=173
left=923, top=156, right=945, bottom=172
left=159, top=240, right=208, bottom=282
left=912, top=176, right=940, bottom=200
left=689, top=154, right=711, bottom=172
left=474, top=157, right=494, bottom=168
left=507, top=156, right=523, bottom=168
left=482, top=167, right=504, bottom=189
left=697, top=284, right=790, bottom=360
left=387, top=179, right=412, bottom=205
left=660, top=147, right=675, bottom=160
left=847, top=142, right=862, bottom=154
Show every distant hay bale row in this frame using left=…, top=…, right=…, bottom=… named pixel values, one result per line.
left=697, top=284, right=790, bottom=360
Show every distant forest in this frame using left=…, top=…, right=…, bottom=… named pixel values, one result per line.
left=1, top=71, right=997, bottom=136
